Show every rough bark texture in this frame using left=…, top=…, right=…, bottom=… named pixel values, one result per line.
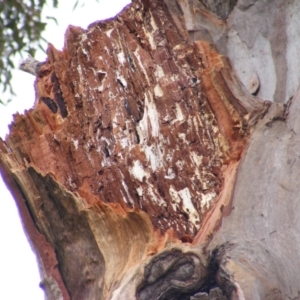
left=1, top=0, right=300, bottom=299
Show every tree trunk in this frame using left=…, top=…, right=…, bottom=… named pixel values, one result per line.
left=0, top=0, right=299, bottom=299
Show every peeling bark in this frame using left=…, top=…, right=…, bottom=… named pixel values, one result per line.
left=1, top=0, right=299, bottom=299
left=183, top=0, right=299, bottom=104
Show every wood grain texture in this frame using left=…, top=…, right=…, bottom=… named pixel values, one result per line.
left=0, top=1, right=277, bottom=299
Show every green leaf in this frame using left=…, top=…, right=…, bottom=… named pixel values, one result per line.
left=46, top=16, right=58, bottom=26
left=72, top=0, right=80, bottom=11
left=0, top=0, right=100, bottom=105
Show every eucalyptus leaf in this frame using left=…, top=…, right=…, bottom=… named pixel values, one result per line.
left=0, top=0, right=91, bottom=104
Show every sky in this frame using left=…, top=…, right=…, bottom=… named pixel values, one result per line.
left=0, top=1, right=130, bottom=299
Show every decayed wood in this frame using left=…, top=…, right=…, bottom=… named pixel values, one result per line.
left=1, top=0, right=297, bottom=299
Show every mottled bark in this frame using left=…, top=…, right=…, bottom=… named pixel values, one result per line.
left=199, top=0, right=238, bottom=20
left=1, top=0, right=300, bottom=299
left=185, top=0, right=297, bottom=104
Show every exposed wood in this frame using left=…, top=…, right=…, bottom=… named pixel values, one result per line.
left=1, top=0, right=300, bottom=299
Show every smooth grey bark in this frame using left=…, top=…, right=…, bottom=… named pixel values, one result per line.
left=186, top=0, right=300, bottom=104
